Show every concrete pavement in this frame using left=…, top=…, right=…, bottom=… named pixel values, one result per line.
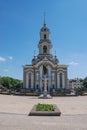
left=0, top=94, right=87, bottom=130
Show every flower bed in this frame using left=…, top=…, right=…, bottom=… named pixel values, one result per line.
left=36, top=103, right=55, bottom=111
left=29, top=104, right=61, bottom=116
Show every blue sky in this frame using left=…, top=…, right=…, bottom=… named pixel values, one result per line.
left=0, top=0, right=87, bottom=80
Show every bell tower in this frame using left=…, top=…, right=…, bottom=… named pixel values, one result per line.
left=32, top=17, right=59, bottom=65
left=38, top=17, right=52, bottom=55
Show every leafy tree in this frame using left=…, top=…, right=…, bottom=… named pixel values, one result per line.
left=13, top=79, right=23, bottom=91
left=83, top=77, right=87, bottom=89
left=0, top=76, right=23, bottom=91
left=0, top=77, right=11, bottom=89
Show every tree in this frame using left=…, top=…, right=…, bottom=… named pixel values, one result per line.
left=0, top=77, right=11, bottom=89
left=13, top=79, right=23, bottom=91
left=83, top=77, right=87, bottom=89
left=0, top=76, right=23, bottom=91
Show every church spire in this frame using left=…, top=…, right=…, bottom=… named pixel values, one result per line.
left=44, top=13, right=46, bottom=27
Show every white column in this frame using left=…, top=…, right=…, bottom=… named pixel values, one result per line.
left=41, top=46, right=43, bottom=54
left=39, top=66, right=43, bottom=92
left=57, top=73, right=60, bottom=88
left=62, top=73, right=65, bottom=88
left=36, top=73, right=39, bottom=80
left=31, top=73, right=34, bottom=88
left=52, top=73, right=54, bottom=80
left=48, top=66, right=51, bottom=92
left=26, top=73, right=29, bottom=88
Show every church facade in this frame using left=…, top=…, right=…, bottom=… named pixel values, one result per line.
left=23, top=19, right=68, bottom=93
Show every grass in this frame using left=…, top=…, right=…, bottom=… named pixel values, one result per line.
left=36, top=103, right=55, bottom=111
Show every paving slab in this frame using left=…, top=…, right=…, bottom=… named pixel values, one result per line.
left=0, top=113, right=87, bottom=130
left=0, top=94, right=87, bottom=130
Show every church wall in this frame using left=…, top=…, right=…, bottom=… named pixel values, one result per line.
left=23, top=70, right=26, bottom=89
left=23, top=68, right=34, bottom=89
left=51, top=70, right=56, bottom=88
left=64, top=70, right=68, bottom=88
left=57, top=68, right=67, bottom=89
left=35, top=70, right=40, bottom=89
left=23, top=66, right=68, bottom=92
left=40, top=31, right=49, bottom=40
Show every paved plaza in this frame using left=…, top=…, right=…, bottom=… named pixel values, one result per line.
left=0, top=94, right=87, bottom=130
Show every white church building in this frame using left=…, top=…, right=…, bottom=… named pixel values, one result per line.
left=23, top=18, right=68, bottom=93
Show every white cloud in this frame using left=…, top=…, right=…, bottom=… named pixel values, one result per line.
left=69, top=61, right=78, bottom=66
left=4, top=69, right=9, bottom=72
left=8, top=56, right=13, bottom=60
left=0, top=56, right=13, bottom=62
left=0, top=56, right=6, bottom=62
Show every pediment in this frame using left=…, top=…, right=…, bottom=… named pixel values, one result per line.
left=43, top=56, right=48, bottom=61
left=34, top=57, right=56, bottom=68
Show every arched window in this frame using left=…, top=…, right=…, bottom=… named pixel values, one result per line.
left=44, top=34, right=46, bottom=39
left=60, top=73, right=62, bottom=88
left=36, top=84, right=38, bottom=89
left=43, top=45, right=47, bottom=54
left=29, top=73, right=31, bottom=88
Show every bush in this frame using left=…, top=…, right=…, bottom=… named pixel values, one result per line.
left=75, top=88, right=84, bottom=96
